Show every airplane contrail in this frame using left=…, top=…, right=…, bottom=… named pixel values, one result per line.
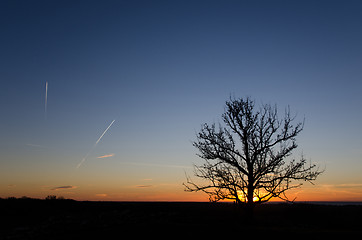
left=45, top=81, right=48, bottom=119
left=76, top=119, right=115, bottom=168
left=95, top=119, right=115, bottom=145
left=76, top=154, right=90, bottom=169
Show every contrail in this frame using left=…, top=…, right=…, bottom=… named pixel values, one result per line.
left=76, top=119, right=115, bottom=168
left=95, top=119, right=115, bottom=145
left=45, top=81, right=48, bottom=119
left=77, top=154, right=90, bottom=169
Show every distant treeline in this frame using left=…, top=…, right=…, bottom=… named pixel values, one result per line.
left=0, top=195, right=74, bottom=201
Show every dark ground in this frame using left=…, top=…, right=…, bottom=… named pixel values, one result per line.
left=1, top=198, right=362, bottom=239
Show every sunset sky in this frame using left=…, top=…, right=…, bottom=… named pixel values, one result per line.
left=1, top=0, right=362, bottom=202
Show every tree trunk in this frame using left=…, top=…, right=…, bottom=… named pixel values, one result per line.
left=246, top=181, right=255, bottom=221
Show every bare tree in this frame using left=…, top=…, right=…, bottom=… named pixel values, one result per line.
left=184, top=97, right=323, bottom=215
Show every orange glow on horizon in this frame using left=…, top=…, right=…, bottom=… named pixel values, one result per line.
left=2, top=182, right=362, bottom=202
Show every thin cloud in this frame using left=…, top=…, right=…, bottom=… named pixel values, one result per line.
left=320, top=183, right=362, bottom=189
left=95, top=193, right=108, bottom=197
left=333, top=183, right=362, bottom=189
left=51, top=185, right=77, bottom=191
left=135, top=185, right=153, bottom=188
left=97, top=153, right=115, bottom=159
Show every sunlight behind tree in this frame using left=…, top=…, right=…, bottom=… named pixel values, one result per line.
left=184, top=96, right=323, bottom=217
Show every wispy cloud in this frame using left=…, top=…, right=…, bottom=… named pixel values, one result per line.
left=95, top=193, right=108, bottom=197
left=51, top=185, right=77, bottom=191
left=320, top=183, right=362, bottom=189
left=135, top=185, right=153, bottom=188
left=330, top=183, right=362, bottom=189
left=97, top=153, right=115, bottom=159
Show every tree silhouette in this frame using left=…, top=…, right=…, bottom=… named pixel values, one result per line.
left=184, top=97, right=323, bottom=216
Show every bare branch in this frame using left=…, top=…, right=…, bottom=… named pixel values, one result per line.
left=184, top=96, right=323, bottom=213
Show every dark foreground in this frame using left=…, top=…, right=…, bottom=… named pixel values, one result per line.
left=1, top=199, right=362, bottom=239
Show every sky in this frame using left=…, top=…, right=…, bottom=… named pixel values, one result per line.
left=1, top=0, right=362, bottom=201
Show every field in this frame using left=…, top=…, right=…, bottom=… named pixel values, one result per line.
left=1, top=198, right=362, bottom=239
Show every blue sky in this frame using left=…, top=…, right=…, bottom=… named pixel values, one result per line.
left=1, top=0, right=362, bottom=201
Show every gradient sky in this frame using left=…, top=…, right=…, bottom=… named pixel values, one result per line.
left=1, top=0, right=362, bottom=201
